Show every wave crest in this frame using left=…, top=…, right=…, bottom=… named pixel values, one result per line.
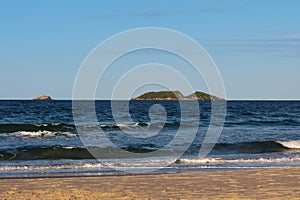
left=277, top=140, right=300, bottom=149
left=0, top=123, right=75, bottom=133
left=175, top=156, right=300, bottom=164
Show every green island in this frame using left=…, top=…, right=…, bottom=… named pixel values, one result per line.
left=131, top=91, right=223, bottom=101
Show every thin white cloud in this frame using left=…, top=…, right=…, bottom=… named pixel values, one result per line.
left=201, top=35, right=300, bottom=57
left=91, top=3, right=242, bottom=18
left=273, top=34, right=300, bottom=41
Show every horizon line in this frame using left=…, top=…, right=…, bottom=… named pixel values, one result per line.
left=0, top=98, right=300, bottom=101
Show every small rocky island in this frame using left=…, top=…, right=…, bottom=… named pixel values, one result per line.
left=33, top=95, right=53, bottom=100
left=131, top=91, right=223, bottom=101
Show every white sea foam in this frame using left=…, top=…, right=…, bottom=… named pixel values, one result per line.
left=177, top=157, right=300, bottom=164
left=62, top=146, right=85, bottom=149
left=59, top=132, right=76, bottom=137
left=0, top=163, right=105, bottom=171
left=13, top=131, right=56, bottom=137
left=116, top=123, right=138, bottom=127
left=115, top=122, right=150, bottom=128
left=277, top=140, right=300, bottom=149
left=10, top=131, right=75, bottom=137
left=98, top=122, right=151, bottom=129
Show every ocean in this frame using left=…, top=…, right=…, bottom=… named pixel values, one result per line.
left=0, top=100, right=299, bottom=177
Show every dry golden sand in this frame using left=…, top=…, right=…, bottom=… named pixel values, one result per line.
left=0, top=167, right=299, bottom=200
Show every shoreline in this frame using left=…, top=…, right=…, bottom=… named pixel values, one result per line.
left=0, top=166, right=299, bottom=199
left=0, top=166, right=295, bottom=179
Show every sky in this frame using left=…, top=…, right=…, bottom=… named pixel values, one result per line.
left=0, top=0, right=299, bottom=100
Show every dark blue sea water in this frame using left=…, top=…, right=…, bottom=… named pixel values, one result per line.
left=0, top=100, right=299, bottom=177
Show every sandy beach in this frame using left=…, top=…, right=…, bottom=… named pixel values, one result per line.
left=0, top=167, right=299, bottom=200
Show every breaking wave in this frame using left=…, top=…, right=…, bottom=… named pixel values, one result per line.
left=175, top=156, right=300, bottom=164
left=0, top=123, right=75, bottom=133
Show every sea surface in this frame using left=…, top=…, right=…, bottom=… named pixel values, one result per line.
left=0, top=100, right=299, bottom=177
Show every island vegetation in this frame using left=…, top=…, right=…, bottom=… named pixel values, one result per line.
left=131, top=91, right=223, bottom=101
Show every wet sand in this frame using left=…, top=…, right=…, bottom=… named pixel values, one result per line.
left=0, top=167, right=299, bottom=199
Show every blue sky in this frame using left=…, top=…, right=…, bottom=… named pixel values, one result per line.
left=0, top=0, right=299, bottom=99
